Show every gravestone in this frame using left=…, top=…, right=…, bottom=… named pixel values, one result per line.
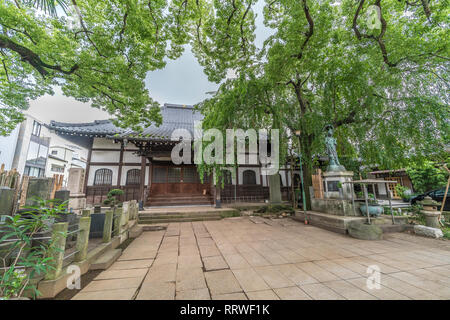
left=67, top=168, right=86, bottom=212
left=25, top=178, right=53, bottom=206
left=269, top=174, right=282, bottom=204
left=0, top=187, right=15, bottom=216
left=54, top=190, right=70, bottom=211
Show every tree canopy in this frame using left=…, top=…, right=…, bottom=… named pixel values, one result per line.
left=193, top=0, right=449, bottom=206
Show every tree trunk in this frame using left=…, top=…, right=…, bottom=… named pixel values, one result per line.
left=300, top=135, right=313, bottom=210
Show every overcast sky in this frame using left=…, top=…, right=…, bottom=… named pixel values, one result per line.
left=28, top=0, right=271, bottom=124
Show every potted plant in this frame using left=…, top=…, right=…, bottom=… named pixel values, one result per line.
left=359, top=193, right=384, bottom=217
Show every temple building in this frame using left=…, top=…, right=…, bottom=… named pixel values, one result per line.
left=48, top=103, right=301, bottom=206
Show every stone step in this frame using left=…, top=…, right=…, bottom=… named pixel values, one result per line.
left=90, top=248, right=122, bottom=270
left=138, top=214, right=222, bottom=221
left=138, top=216, right=223, bottom=224
left=139, top=210, right=220, bottom=217
left=129, top=224, right=143, bottom=238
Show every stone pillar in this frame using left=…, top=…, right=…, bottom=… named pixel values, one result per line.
left=269, top=174, right=282, bottom=204
left=81, top=209, right=92, bottom=217
left=45, top=222, right=68, bottom=280
left=67, top=168, right=87, bottom=213
left=74, top=216, right=91, bottom=262
left=103, top=209, right=113, bottom=243
left=113, top=207, right=123, bottom=237
left=0, top=187, right=15, bottom=216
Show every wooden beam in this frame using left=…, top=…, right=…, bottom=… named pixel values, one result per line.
left=117, top=144, right=124, bottom=186
left=139, top=156, right=146, bottom=202
left=83, top=138, right=93, bottom=194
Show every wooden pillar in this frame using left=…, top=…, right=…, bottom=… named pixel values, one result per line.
left=83, top=137, right=94, bottom=195
left=140, top=156, right=146, bottom=204
left=117, top=143, right=124, bottom=187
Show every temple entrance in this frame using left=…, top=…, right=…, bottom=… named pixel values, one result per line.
left=147, top=165, right=212, bottom=206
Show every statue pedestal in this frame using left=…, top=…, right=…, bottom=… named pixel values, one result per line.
left=323, top=171, right=354, bottom=200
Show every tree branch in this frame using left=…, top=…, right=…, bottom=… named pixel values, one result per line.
left=0, top=35, right=78, bottom=77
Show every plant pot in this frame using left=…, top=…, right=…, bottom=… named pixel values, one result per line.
left=360, top=204, right=384, bottom=217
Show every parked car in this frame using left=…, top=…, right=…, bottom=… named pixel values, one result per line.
left=410, top=187, right=450, bottom=211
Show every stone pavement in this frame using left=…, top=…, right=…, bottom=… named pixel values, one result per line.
left=72, top=217, right=450, bottom=300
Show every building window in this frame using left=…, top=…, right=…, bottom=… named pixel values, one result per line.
left=222, top=170, right=232, bottom=185
left=32, top=121, right=41, bottom=137
left=126, top=169, right=141, bottom=185
left=24, top=166, right=45, bottom=177
left=51, top=164, right=64, bottom=173
left=51, top=150, right=58, bottom=155
left=94, top=168, right=113, bottom=186
left=243, top=170, right=256, bottom=185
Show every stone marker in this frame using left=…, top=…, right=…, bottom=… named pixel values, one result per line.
left=414, top=225, right=443, bottom=238
left=54, top=190, right=70, bottom=209
left=25, top=178, right=53, bottom=206
left=67, top=168, right=86, bottom=212
left=0, top=187, right=15, bottom=216
left=347, top=221, right=383, bottom=240
left=269, top=174, right=282, bottom=204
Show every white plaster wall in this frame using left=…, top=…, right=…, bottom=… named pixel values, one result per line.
left=238, top=167, right=261, bottom=185
left=93, top=137, right=120, bottom=149
left=0, top=125, right=20, bottom=170
left=377, top=183, right=387, bottom=195
left=91, top=150, right=120, bottom=163
left=123, top=151, right=141, bottom=163
left=88, top=165, right=119, bottom=186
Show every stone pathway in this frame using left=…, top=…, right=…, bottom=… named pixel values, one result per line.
left=72, top=217, right=450, bottom=300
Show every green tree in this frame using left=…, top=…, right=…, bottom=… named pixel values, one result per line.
left=406, top=160, right=448, bottom=193
left=193, top=0, right=449, bottom=208
left=0, top=0, right=196, bottom=134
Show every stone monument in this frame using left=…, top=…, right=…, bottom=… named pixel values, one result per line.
left=323, top=125, right=354, bottom=200
left=67, top=168, right=86, bottom=213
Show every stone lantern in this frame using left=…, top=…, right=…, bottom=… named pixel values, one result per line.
left=418, top=196, right=441, bottom=228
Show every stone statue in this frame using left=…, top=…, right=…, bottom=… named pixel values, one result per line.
left=325, top=125, right=345, bottom=172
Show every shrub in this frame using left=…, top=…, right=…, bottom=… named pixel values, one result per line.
left=0, top=198, right=67, bottom=299
left=103, top=189, right=124, bottom=208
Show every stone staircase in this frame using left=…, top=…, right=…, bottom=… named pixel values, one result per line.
left=137, top=207, right=240, bottom=224
left=146, top=194, right=213, bottom=206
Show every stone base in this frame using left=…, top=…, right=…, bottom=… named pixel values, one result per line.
left=69, top=194, right=86, bottom=213
left=414, top=225, right=443, bottom=238
left=347, top=221, right=383, bottom=240
left=323, top=171, right=354, bottom=200
left=311, top=198, right=361, bottom=216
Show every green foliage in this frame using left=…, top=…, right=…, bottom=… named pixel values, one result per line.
left=395, top=185, right=412, bottom=200
left=0, top=198, right=67, bottom=299
left=103, top=189, right=124, bottom=208
left=0, top=0, right=197, bottom=134
left=193, top=0, right=449, bottom=203
left=406, top=161, right=448, bottom=193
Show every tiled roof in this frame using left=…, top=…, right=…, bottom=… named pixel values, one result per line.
left=47, top=104, right=203, bottom=140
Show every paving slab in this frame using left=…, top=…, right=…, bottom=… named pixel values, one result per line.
left=176, top=267, right=207, bottom=291
left=95, top=268, right=148, bottom=280
left=72, top=288, right=137, bottom=300
left=109, top=259, right=153, bottom=270
left=246, top=290, right=280, bottom=300
left=204, top=270, right=243, bottom=295
left=203, top=256, right=229, bottom=271
left=274, top=286, right=311, bottom=300
left=82, top=277, right=143, bottom=292
left=136, top=282, right=175, bottom=300
left=176, top=288, right=211, bottom=300
left=232, top=268, right=270, bottom=292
